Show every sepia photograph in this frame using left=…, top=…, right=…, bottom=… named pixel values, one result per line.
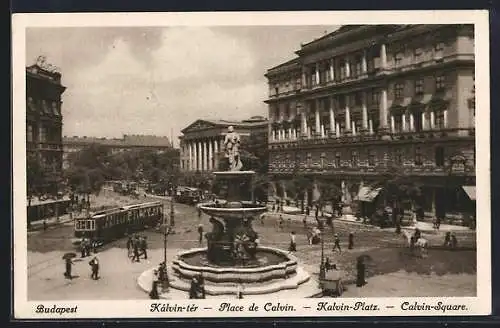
left=12, top=11, right=490, bottom=318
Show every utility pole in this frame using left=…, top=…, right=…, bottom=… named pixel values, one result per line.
left=162, top=203, right=169, bottom=291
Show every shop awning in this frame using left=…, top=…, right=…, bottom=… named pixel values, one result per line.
left=357, top=186, right=382, bottom=202
left=462, top=186, right=476, bottom=200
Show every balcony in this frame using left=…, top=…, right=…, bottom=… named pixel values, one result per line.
left=38, top=143, right=63, bottom=151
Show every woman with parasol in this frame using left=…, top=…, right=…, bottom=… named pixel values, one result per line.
left=62, top=252, right=76, bottom=279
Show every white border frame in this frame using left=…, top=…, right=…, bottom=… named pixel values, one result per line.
left=12, top=10, right=491, bottom=318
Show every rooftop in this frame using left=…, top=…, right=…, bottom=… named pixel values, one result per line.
left=63, top=134, right=173, bottom=148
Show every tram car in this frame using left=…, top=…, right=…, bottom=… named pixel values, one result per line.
left=73, top=201, right=163, bottom=246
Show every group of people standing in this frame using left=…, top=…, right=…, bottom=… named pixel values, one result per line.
left=127, top=235, right=148, bottom=262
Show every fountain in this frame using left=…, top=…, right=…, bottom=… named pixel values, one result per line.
left=138, top=126, right=321, bottom=298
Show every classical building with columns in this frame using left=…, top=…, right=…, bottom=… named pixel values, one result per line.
left=178, top=116, right=268, bottom=173
left=265, top=24, right=476, bottom=221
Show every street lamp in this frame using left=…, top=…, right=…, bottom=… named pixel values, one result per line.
left=318, top=215, right=326, bottom=279
left=162, top=203, right=170, bottom=291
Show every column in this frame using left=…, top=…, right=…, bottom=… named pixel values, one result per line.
left=315, top=99, right=321, bottom=136
left=369, top=119, right=374, bottom=134
left=268, top=123, right=273, bottom=142
left=352, top=121, right=357, bottom=136
left=188, top=142, right=193, bottom=171
left=345, top=58, right=350, bottom=78
left=301, top=103, right=308, bottom=137
left=430, top=111, right=435, bottom=129
left=302, top=67, right=307, bottom=88
left=208, top=138, right=213, bottom=171
left=391, top=115, right=395, bottom=133
left=315, top=63, right=320, bottom=85
left=443, top=110, right=448, bottom=128
left=362, top=92, right=368, bottom=130
left=196, top=140, right=201, bottom=171
left=288, top=127, right=292, bottom=140
left=321, top=124, right=325, bottom=138
left=431, top=188, right=436, bottom=218
left=214, top=137, right=219, bottom=170
left=380, top=43, right=387, bottom=70
left=362, top=50, right=367, bottom=73
left=330, top=59, right=335, bottom=82
left=345, top=95, right=351, bottom=132
left=336, top=123, right=341, bottom=138
left=410, top=113, right=415, bottom=131
left=379, top=89, right=388, bottom=129
left=422, top=112, right=427, bottom=130
left=329, top=99, right=336, bottom=135
left=402, top=114, right=407, bottom=131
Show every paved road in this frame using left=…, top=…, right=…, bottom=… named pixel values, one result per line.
left=27, top=195, right=477, bottom=300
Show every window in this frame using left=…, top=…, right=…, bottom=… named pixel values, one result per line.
left=435, top=146, right=445, bottom=167
left=52, top=101, right=59, bottom=115
left=274, top=87, right=279, bottom=95
left=394, top=53, right=403, bottom=67
left=394, top=83, right=405, bottom=99
left=394, top=148, right=403, bottom=166
left=368, top=149, right=376, bottom=166
left=415, top=78, right=424, bottom=95
left=435, top=75, right=445, bottom=91
left=39, top=126, right=47, bottom=143
left=354, top=58, right=362, bottom=77
left=339, top=61, right=346, bottom=80
left=414, top=146, right=423, bottom=166
left=434, top=42, right=445, bottom=53
left=338, top=95, right=346, bottom=108
left=335, top=152, right=341, bottom=167
left=320, top=153, right=326, bottom=168
left=435, top=110, right=446, bottom=129
left=393, top=114, right=403, bottom=133
left=354, top=92, right=362, bottom=106
left=351, top=151, right=359, bottom=167
left=370, top=89, right=379, bottom=106
left=414, top=47, right=422, bottom=61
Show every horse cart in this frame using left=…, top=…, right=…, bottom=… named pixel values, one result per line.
left=319, top=269, right=344, bottom=297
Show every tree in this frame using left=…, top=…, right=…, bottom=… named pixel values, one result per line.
left=316, top=181, right=342, bottom=209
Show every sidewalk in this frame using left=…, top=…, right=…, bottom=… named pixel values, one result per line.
left=28, top=213, right=74, bottom=232
left=264, top=207, right=473, bottom=234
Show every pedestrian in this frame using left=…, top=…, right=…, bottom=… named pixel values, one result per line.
left=64, top=258, right=73, bottom=279
left=80, top=238, right=87, bottom=258
left=306, top=206, right=310, bottom=216
left=288, top=231, right=297, bottom=253
left=158, top=262, right=166, bottom=283
left=436, top=216, right=441, bottom=230
left=149, top=270, right=159, bottom=299
left=126, top=236, right=133, bottom=257
left=197, top=274, right=206, bottom=299
left=140, top=236, right=148, bottom=259
left=198, top=224, right=204, bottom=245
left=43, top=220, right=47, bottom=231
left=198, top=207, right=202, bottom=219
left=348, top=232, right=354, bottom=250
left=132, top=240, right=141, bottom=262
left=236, top=281, right=244, bottom=299
left=189, top=277, right=199, bottom=299
left=92, top=239, right=98, bottom=254
left=303, top=215, right=307, bottom=229
left=315, top=206, right=319, bottom=220
left=444, top=232, right=451, bottom=247
left=451, top=233, right=458, bottom=249
left=278, top=215, right=284, bottom=230
left=332, top=233, right=341, bottom=253
left=356, top=257, right=366, bottom=287
left=260, top=213, right=265, bottom=225
left=89, top=256, right=99, bottom=280
left=271, top=204, right=275, bottom=212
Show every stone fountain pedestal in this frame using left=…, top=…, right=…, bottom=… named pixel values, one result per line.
left=138, top=169, right=321, bottom=298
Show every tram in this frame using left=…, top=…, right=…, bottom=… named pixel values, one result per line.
left=73, top=201, right=163, bottom=245
left=27, top=198, right=72, bottom=224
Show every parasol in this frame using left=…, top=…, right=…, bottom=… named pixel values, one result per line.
left=62, top=252, right=77, bottom=260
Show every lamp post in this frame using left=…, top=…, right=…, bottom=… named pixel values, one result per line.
left=318, top=215, right=326, bottom=279
left=162, top=203, right=170, bottom=291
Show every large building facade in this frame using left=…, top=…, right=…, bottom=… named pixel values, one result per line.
left=265, top=25, right=476, bottom=220
left=62, top=134, right=173, bottom=169
left=179, top=116, right=268, bottom=173
left=26, top=59, right=66, bottom=195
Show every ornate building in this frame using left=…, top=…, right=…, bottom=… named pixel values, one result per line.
left=265, top=25, right=476, bottom=220
left=62, top=134, right=173, bottom=169
left=179, top=116, right=268, bottom=172
left=26, top=58, right=66, bottom=195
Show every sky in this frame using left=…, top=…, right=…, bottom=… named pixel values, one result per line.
left=26, top=26, right=339, bottom=146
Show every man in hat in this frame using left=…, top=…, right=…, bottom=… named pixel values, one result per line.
left=288, top=231, right=297, bottom=253
left=333, top=233, right=342, bottom=253
left=197, top=224, right=204, bottom=245
left=89, top=256, right=99, bottom=280
left=348, top=232, right=354, bottom=250
left=64, top=257, right=74, bottom=279
left=140, top=236, right=148, bottom=259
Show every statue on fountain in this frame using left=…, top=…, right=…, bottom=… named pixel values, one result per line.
left=224, top=126, right=243, bottom=171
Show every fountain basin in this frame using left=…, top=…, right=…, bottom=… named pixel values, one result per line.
left=172, top=246, right=298, bottom=284
left=198, top=202, right=267, bottom=220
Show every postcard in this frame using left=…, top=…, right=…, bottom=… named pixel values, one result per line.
left=12, top=10, right=490, bottom=319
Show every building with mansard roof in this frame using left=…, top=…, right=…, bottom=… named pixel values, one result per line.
left=178, top=116, right=268, bottom=172
left=26, top=61, right=66, bottom=195
left=265, top=24, right=476, bottom=222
